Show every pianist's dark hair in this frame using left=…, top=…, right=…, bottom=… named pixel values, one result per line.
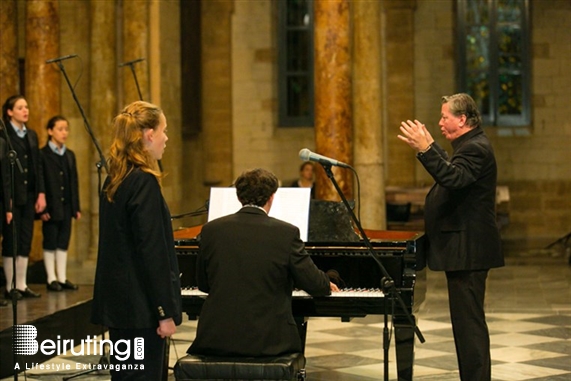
left=235, top=168, right=279, bottom=207
left=441, top=93, right=481, bottom=129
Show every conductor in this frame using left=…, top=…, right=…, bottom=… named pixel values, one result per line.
left=188, top=168, right=338, bottom=357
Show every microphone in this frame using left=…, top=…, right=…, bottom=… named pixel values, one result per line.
left=299, top=148, right=351, bottom=169
left=118, top=58, right=145, bottom=67
left=45, top=54, right=78, bottom=64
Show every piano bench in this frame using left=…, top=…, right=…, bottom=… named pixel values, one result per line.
left=174, top=352, right=306, bottom=381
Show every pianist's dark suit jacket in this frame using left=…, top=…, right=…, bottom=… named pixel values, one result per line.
left=418, top=126, right=504, bottom=271
left=91, top=168, right=182, bottom=329
left=188, top=206, right=331, bottom=357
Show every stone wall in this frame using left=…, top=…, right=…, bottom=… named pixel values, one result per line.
left=231, top=0, right=315, bottom=184
left=412, top=0, right=455, bottom=186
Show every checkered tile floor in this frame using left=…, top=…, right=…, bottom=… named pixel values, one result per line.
left=4, top=256, right=570, bottom=380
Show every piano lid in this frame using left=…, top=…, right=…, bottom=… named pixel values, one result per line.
left=174, top=200, right=359, bottom=242
left=174, top=225, right=203, bottom=240
left=174, top=201, right=424, bottom=245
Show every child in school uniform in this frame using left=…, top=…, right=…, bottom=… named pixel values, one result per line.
left=2, top=95, right=45, bottom=300
left=40, top=115, right=81, bottom=291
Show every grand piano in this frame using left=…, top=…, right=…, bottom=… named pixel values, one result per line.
left=175, top=201, right=426, bottom=381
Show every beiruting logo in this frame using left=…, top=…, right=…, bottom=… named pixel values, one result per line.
left=13, top=325, right=38, bottom=355
left=12, top=325, right=145, bottom=371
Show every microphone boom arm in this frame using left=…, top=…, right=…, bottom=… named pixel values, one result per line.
left=52, top=60, right=108, bottom=174
left=45, top=54, right=77, bottom=63
left=128, top=64, right=143, bottom=101
left=119, top=58, right=145, bottom=101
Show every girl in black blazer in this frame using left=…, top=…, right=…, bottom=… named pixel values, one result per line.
left=1, top=95, right=46, bottom=300
left=91, top=101, right=182, bottom=380
left=40, top=116, right=81, bottom=292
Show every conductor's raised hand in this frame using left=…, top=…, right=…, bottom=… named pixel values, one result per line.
left=398, top=119, right=434, bottom=153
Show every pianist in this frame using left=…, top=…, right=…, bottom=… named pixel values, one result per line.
left=187, top=168, right=338, bottom=357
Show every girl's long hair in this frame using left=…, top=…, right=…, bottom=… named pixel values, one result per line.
left=105, top=101, right=163, bottom=202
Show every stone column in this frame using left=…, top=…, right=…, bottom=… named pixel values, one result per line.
left=201, top=1, right=234, bottom=187
left=87, top=0, right=118, bottom=261
left=90, top=1, right=117, bottom=152
left=25, top=0, right=60, bottom=145
left=383, top=0, right=417, bottom=186
left=25, top=0, right=60, bottom=263
left=0, top=0, right=19, bottom=102
left=150, top=0, right=184, bottom=221
left=353, top=0, right=386, bottom=230
left=314, top=0, right=352, bottom=201
left=59, top=0, right=91, bottom=262
left=122, top=0, right=149, bottom=103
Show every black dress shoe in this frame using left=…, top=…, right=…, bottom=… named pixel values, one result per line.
left=5, top=289, right=23, bottom=300
left=0, top=299, right=7, bottom=307
left=47, top=281, right=63, bottom=292
left=18, top=288, right=41, bottom=298
left=59, top=280, right=78, bottom=290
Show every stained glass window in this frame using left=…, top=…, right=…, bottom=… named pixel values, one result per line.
left=457, top=0, right=530, bottom=126
left=278, top=0, right=314, bottom=127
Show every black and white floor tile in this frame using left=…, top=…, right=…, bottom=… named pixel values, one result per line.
left=3, top=256, right=570, bottom=380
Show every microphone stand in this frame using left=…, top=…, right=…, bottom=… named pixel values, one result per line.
left=320, top=163, right=425, bottom=381
left=51, top=60, right=108, bottom=190
left=124, top=61, right=143, bottom=101
left=1, top=119, right=24, bottom=381
left=171, top=200, right=209, bottom=221
left=170, top=210, right=208, bottom=221
left=49, top=60, right=109, bottom=380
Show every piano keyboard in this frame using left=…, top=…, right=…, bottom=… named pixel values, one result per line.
left=181, top=288, right=207, bottom=296
left=293, top=289, right=384, bottom=297
left=181, top=287, right=384, bottom=298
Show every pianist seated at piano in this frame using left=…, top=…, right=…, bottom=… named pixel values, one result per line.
left=187, top=168, right=339, bottom=357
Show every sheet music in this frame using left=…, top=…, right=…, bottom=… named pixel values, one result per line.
left=207, top=188, right=242, bottom=221
left=207, top=187, right=311, bottom=241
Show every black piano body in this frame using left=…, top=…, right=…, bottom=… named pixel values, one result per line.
left=175, top=227, right=426, bottom=381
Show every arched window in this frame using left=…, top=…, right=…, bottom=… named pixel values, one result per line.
left=278, top=0, right=314, bottom=127
left=456, top=0, right=531, bottom=127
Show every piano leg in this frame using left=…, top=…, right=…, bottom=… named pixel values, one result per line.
left=394, top=315, right=415, bottom=381
left=295, top=316, right=309, bottom=354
